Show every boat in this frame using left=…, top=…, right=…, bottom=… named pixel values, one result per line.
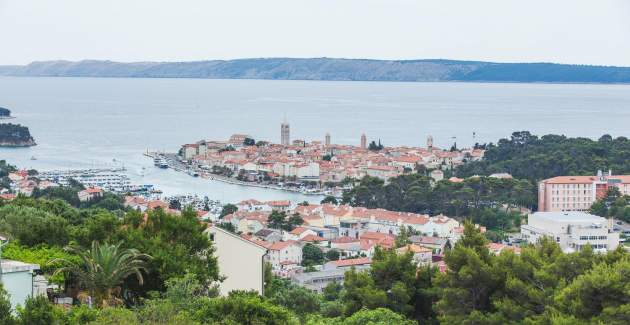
left=30, top=156, right=37, bottom=160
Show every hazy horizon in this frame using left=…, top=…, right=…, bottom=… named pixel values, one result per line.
left=3, top=57, right=630, bottom=68
left=1, top=0, right=629, bottom=66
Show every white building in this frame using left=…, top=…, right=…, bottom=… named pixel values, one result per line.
left=206, top=226, right=268, bottom=296
left=521, top=212, right=620, bottom=253
left=266, top=240, right=302, bottom=270
left=1, top=259, right=41, bottom=310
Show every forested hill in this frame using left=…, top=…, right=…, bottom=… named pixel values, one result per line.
left=456, top=131, right=630, bottom=182
left=1, top=58, right=629, bottom=83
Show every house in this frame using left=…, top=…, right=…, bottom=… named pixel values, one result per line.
left=324, top=257, right=372, bottom=270
left=266, top=240, right=303, bottom=270
left=265, top=200, right=292, bottom=212
left=284, top=227, right=317, bottom=241
left=181, top=143, right=199, bottom=160
left=396, top=244, right=432, bottom=266
left=291, top=269, right=346, bottom=293
left=330, top=236, right=361, bottom=257
left=205, top=226, right=268, bottom=296
left=124, top=196, right=148, bottom=212
left=237, top=199, right=268, bottom=212
left=430, top=169, right=444, bottom=182
left=254, top=228, right=283, bottom=243
left=0, top=193, right=16, bottom=201
left=365, top=165, right=400, bottom=181
left=77, top=187, right=103, bottom=202
left=409, top=236, right=451, bottom=254
left=300, top=234, right=329, bottom=246
left=1, top=259, right=41, bottom=310
left=487, top=243, right=521, bottom=255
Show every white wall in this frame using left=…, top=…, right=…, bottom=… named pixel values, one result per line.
left=206, top=227, right=267, bottom=296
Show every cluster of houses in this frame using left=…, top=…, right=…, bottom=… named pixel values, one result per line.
left=0, top=169, right=103, bottom=202
left=204, top=198, right=537, bottom=295
left=180, top=133, right=484, bottom=184
left=208, top=199, right=480, bottom=292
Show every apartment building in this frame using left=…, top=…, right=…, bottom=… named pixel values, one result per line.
left=538, top=171, right=630, bottom=212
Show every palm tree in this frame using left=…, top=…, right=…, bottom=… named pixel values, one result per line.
left=50, top=241, right=152, bottom=307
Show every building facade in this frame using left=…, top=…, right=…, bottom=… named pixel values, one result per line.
left=521, top=212, right=620, bottom=253
left=1, top=259, right=40, bottom=310
left=206, top=226, right=268, bottom=296
left=538, top=171, right=630, bottom=212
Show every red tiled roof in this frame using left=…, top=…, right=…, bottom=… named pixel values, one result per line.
left=331, top=257, right=372, bottom=267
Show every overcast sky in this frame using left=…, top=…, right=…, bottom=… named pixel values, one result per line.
left=1, top=0, right=629, bottom=66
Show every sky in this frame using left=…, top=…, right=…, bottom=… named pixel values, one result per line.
left=0, top=0, right=629, bottom=66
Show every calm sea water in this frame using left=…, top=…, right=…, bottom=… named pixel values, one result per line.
left=1, top=77, right=629, bottom=202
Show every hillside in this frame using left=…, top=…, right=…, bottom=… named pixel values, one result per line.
left=0, top=107, right=10, bottom=118
left=0, top=58, right=629, bottom=83
left=0, top=123, right=36, bottom=147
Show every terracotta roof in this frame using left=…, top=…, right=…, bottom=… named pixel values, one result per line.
left=268, top=240, right=299, bottom=251
left=331, top=236, right=360, bottom=244
left=301, top=234, right=326, bottom=242
left=289, top=227, right=310, bottom=235
left=330, top=257, right=372, bottom=267
left=396, top=244, right=432, bottom=254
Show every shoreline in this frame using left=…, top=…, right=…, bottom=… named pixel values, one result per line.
left=144, top=152, right=327, bottom=197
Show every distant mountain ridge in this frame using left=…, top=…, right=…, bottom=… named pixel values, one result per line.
left=1, top=58, right=629, bottom=83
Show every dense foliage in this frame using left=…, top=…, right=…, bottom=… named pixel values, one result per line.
left=0, top=123, right=34, bottom=145
left=0, top=197, right=219, bottom=303
left=590, top=187, right=630, bottom=223
left=0, top=106, right=11, bottom=117
left=457, top=131, right=630, bottom=182
left=342, top=174, right=534, bottom=233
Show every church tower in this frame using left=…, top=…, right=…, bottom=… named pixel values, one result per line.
left=360, top=133, right=367, bottom=149
left=281, top=120, right=290, bottom=146
left=427, top=135, right=433, bottom=152
left=325, top=133, right=331, bottom=146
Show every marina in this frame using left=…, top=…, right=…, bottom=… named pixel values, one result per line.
left=38, top=167, right=161, bottom=198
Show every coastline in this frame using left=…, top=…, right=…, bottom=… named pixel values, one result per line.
left=144, top=152, right=327, bottom=197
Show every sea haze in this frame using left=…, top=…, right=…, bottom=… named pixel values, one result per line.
left=0, top=77, right=629, bottom=201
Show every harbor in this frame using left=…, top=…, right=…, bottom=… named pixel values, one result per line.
left=144, top=151, right=332, bottom=197
left=38, top=167, right=162, bottom=199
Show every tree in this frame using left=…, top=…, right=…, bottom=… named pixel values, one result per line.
left=342, top=308, right=416, bottom=325
left=321, top=196, right=338, bottom=205
left=287, top=212, right=304, bottom=230
left=193, top=292, right=299, bottom=325
left=435, top=221, right=500, bottom=321
left=16, top=296, right=65, bottom=325
left=0, top=284, right=16, bottom=325
left=302, top=243, right=325, bottom=266
left=268, top=210, right=287, bottom=230
left=243, top=137, right=256, bottom=146
left=555, top=258, right=630, bottom=322
left=51, top=241, right=152, bottom=307
left=168, top=199, right=181, bottom=210
left=368, top=140, right=384, bottom=151
left=219, top=203, right=238, bottom=218
left=117, top=208, right=219, bottom=296
left=326, top=249, right=340, bottom=261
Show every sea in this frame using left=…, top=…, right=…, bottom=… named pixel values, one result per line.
left=1, top=77, right=629, bottom=203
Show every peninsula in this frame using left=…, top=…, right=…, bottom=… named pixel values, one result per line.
left=0, top=107, right=13, bottom=119
left=0, top=123, right=36, bottom=147
left=1, top=58, right=630, bottom=83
